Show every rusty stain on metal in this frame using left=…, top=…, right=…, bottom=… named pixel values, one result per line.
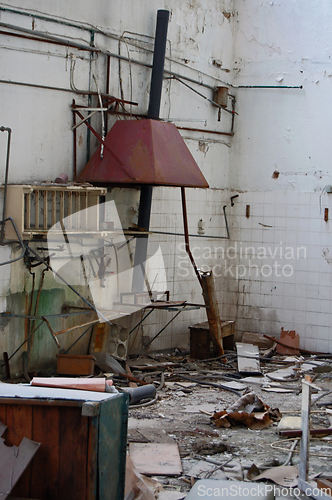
left=74, top=110, right=136, bottom=181
left=213, top=86, right=229, bottom=108
left=201, top=271, right=225, bottom=356
left=78, top=119, right=209, bottom=188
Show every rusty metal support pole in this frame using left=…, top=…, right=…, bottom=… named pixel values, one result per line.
left=299, top=380, right=311, bottom=485
left=201, top=271, right=224, bottom=356
left=298, top=380, right=327, bottom=500
left=181, top=187, right=202, bottom=287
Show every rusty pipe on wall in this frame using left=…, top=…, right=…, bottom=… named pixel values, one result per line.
left=181, top=187, right=202, bottom=287
left=132, top=10, right=170, bottom=293
left=0, top=126, right=11, bottom=245
left=0, top=22, right=100, bottom=53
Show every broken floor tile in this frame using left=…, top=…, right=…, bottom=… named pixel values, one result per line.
left=186, top=461, right=227, bottom=480
left=266, top=366, right=298, bottom=382
left=236, top=343, right=261, bottom=374
left=129, top=443, right=182, bottom=476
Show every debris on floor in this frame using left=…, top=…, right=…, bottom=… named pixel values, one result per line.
left=3, top=336, right=332, bottom=500
left=241, top=332, right=275, bottom=349
left=316, top=477, right=332, bottom=497
left=277, top=416, right=303, bottom=433
left=211, top=392, right=280, bottom=430
left=125, top=455, right=161, bottom=500
left=253, top=465, right=299, bottom=488
left=266, top=366, right=298, bottom=382
left=191, top=438, right=228, bottom=455
left=129, top=442, right=183, bottom=476
left=123, top=346, right=332, bottom=499
left=276, top=328, right=300, bottom=355
left=185, top=460, right=227, bottom=480
left=236, top=342, right=261, bottom=374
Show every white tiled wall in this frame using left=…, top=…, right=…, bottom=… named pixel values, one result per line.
left=130, top=187, right=332, bottom=354
left=220, top=189, right=332, bottom=353
left=129, top=186, right=232, bottom=353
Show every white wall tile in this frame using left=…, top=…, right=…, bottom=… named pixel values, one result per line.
left=317, top=340, right=329, bottom=353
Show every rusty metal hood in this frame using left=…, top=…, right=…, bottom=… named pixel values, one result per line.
left=77, top=119, right=209, bottom=188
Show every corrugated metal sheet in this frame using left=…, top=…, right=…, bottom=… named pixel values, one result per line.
left=78, top=119, right=209, bottom=188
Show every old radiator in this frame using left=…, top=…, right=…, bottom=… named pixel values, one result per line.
left=2, top=184, right=106, bottom=239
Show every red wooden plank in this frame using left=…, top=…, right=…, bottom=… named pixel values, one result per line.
left=58, top=407, right=88, bottom=500
left=30, top=405, right=60, bottom=500
left=0, top=404, right=7, bottom=427
left=86, top=417, right=98, bottom=500
left=5, top=404, right=32, bottom=445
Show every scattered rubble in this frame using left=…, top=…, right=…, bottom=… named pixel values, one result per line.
left=2, top=337, right=332, bottom=499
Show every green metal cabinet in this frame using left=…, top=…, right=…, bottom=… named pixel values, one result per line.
left=0, top=383, right=129, bottom=500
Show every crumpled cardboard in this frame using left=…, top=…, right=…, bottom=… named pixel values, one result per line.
left=211, top=392, right=281, bottom=430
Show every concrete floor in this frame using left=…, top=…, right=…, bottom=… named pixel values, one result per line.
left=126, top=354, right=332, bottom=499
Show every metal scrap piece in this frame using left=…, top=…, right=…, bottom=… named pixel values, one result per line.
left=0, top=422, right=40, bottom=499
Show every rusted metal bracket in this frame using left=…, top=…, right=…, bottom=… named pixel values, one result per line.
left=71, top=100, right=137, bottom=180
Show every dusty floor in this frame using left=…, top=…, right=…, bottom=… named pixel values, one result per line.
left=124, top=352, right=332, bottom=500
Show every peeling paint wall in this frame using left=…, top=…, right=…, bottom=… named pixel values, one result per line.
left=225, top=0, right=332, bottom=351
left=0, top=0, right=234, bottom=375
left=0, top=0, right=331, bottom=375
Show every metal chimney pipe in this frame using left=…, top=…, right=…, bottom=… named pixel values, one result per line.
left=132, top=10, right=169, bottom=293
left=147, top=9, right=170, bottom=119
